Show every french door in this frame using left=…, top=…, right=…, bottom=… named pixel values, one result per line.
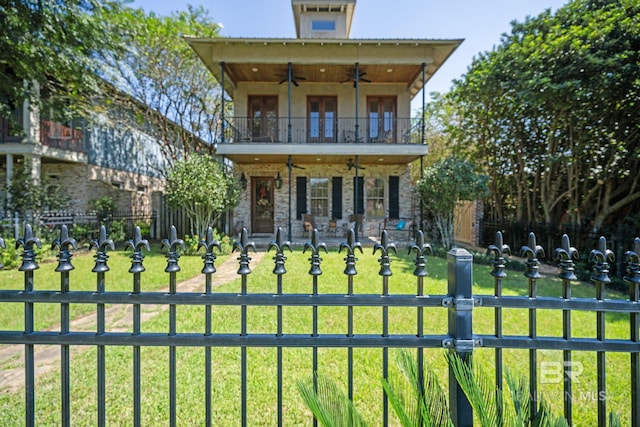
left=367, top=96, right=396, bottom=143
left=308, top=96, right=337, bottom=143
left=248, top=96, right=278, bottom=141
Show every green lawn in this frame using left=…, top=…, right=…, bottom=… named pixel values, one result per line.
left=0, top=247, right=634, bottom=425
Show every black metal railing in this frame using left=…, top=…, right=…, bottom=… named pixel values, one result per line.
left=40, top=120, right=85, bottom=153
left=220, top=116, right=424, bottom=144
left=0, top=115, right=86, bottom=152
left=0, top=226, right=638, bottom=426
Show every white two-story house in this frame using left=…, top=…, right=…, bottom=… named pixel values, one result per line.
left=187, top=0, right=461, bottom=241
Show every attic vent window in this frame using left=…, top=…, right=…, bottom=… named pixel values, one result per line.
left=312, top=20, right=335, bottom=31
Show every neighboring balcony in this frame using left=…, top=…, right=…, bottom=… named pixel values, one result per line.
left=0, top=116, right=85, bottom=154
left=220, top=117, right=425, bottom=145
left=40, top=120, right=85, bottom=153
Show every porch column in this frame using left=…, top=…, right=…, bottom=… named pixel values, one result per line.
left=287, top=156, right=292, bottom=241
left=286, top=64, right=293, bottom=240
left=353, top=63, right=360, bottom=241
left=220, top=62, right=225, bottom=144
left=420, top=62, right=426, bottom=232
left=6, top=154, right=13, bottom=207
left=26, top=155, right=41, bottom=185
left=287, top=62, right=292, bottom=144
left=23, top=80, right=40, bottom=144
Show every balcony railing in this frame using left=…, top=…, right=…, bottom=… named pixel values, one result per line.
left=220, top=117, right=425, bottom=144
left=0, top=116, right=23, bottom=144
left=1, top=116, right=86, bottom=154
left=40, top=120, right=85, bottom=153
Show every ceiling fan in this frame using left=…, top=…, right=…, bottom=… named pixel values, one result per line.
left=286, top=162, right=306, bottom=170
left=346, top=158, right=365, bottom=171
left=341, top=70, right=371, bottom=87
left=275, top=71, right=306, bottom=87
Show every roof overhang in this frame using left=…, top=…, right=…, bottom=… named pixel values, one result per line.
left=185, top=37, right=463, bottom=99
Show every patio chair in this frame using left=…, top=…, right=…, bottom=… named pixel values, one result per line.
left=302, top=214, right=316, bottom=236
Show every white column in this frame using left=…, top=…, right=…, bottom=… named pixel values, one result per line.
left=22, top=79, right=40, bottom=144
left=25, top=155, right=41, bottom=185
left=5, top=154, right=13, bottom=209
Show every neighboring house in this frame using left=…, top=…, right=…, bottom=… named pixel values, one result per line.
left=0, top=81, right=168, bottom=218
left=186, top=0, right=462, bottom=240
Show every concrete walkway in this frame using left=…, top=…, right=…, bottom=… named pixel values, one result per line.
left=0, top=251, right=266, bottom=392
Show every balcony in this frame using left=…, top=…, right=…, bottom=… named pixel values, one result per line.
left=40, top=120, right=85, bottom=153
left=0, top=117, right=23, bottom=144
left=220, top=117, right=424, bottom=145
left=1, top=116, right=85, bottom=154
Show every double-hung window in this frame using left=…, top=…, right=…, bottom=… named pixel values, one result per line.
left=310, top=177, right=329, bottom=217
left=366, top=177, right=385, bottom=218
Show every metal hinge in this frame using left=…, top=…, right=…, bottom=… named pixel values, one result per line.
left=442, top=337, right=483, bottom=351
left=441, top=297, right=481, bottom=309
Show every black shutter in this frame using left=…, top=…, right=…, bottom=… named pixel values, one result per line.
left=296, top=176, right=307, bottom=219
left=332, top=177, right=342, bottom=219
left=353, top=176, right=364, bottom=215
left=389, top=176, right=399, bottom=219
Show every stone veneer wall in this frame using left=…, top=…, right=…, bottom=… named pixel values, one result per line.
left=233, top=162, right=415, bottom=237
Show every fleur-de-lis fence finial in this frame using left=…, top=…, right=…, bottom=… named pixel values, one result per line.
left=520, top=232, right=545, bottom=279
left=125, top=226, right=150, bottom=274
left=373, top=230, right=397, bottom=277
left=554, top=234, right=579, bottom=281
left=162, top=225, right=185, bottom=273
left=233, top=228, right=256, bottom=275
left=198, top=227, right=222, bottom=274
left=53, top=225, right=77, bottom=273
left=268, top=227, right=291, bottom=275
left=17, top=224, right=42, bottom=272
left=90, top=226, right=115, bottom=273
left=339, top=228, right=362, bottom=276
left=409, top=230, right=432, bottom=277
left=624, top=238, right=640, bottom=285
left=487, top=231, right=510, bottom=279
left=303, top=229, right=327, bottom=276
left=0, top=236, right=5, bottom=269
left=589, top=236, right=615, bottom=284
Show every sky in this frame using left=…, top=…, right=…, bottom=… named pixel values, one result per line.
left=130, top=0, right=570, bottom=102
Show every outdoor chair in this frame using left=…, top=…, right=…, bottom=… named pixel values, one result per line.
left=302, top=214, right=316, bottom=236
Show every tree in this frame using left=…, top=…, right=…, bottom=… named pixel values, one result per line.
left=417, top=157, right=488, bottom=248
left=0, top=0, right=125, bottom=119
left=164, top=155, right=239, bottom=237
left=447, top=0, right=640, bottom=230
left=98, top=5, right=226, bottom=166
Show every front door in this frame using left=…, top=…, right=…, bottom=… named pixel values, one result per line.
left=251, top=177, right=274, bottom=233
left=308, top=96, right=337, bottom=142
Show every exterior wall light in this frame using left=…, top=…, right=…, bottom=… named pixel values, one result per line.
left=239, top=173, right=247, bottom=189
left=274, top=172, right=282, bottom=189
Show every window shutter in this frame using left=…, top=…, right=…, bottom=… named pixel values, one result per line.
left=389, top=176, right=399, bottom=219
left=353, top=176, right=364, bottom=215
left=332, top=177, right=342, bottom=219
left=296, top=176, right=307, bottom=219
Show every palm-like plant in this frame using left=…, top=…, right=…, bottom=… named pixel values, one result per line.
left=297, top=373, right=367, bottom=427
left=382, top=350, right=452, bottom=427
left=297, top=350, right=622, bottom=427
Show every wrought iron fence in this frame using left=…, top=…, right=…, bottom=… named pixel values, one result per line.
left=0, top=225, right=638, bottom=426
left=0, top=210, right=157, bottom=242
